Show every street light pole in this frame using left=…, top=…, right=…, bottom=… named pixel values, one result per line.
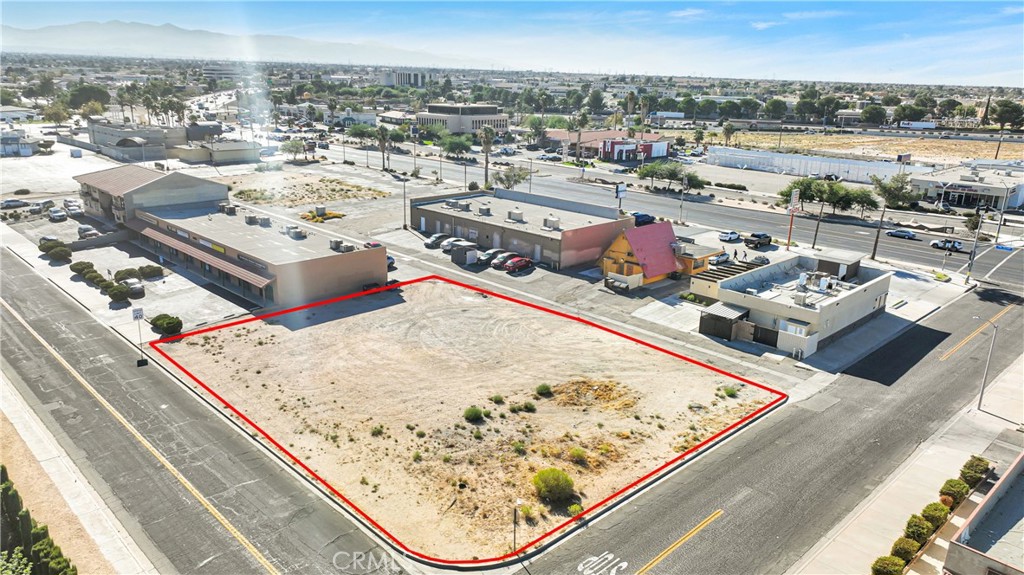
left=966, top=209, right=984, bottom=280
left=528, top=159, right=533, bottom=194
left=973, top=316, right=999, bottom=410
left=811, top=201, right=826, bottom=249
left=993, top=184, right=1012, bottom=244
left=402, top=179, right=407, bottom=230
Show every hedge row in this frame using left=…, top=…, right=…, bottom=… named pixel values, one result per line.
left=38, top=240, right=72, bottom=263
left=0, top=464, right=78, bottom=575
left=870, top=455, right=989, bottom=575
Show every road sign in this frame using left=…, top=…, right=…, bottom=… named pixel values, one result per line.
left=790, top=189, right=799, bottom=208
left=615, top=183, right=627, bottom=199
left=132, top=308, right=144, bottom=321
left=896, top=153, right=911, bottom=163
left=995, top=244, right=1014, bottom=252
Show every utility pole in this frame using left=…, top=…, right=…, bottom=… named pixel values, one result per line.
left=528, top=158, right=533, bottom=194
left=811, top=201, right=826, bottom=249
left=993, top=184, right=1012, bottom=244
left=966, top=206, right=985, bottom=280
left=785, top=189, right=799, bottom=251
left=870, top=203, right=887, bottom=260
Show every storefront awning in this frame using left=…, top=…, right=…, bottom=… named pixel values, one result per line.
left=129, top=221, right=274, bottom=288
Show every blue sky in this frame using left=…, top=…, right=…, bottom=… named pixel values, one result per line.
left=3, top=1, right=1023, bottom=86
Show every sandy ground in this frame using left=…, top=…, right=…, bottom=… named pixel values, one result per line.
left=161, top=280, right=772, bottom=560
left=213, top=171, right=389, bottom=208
left=664, top=130, right=1023, bottom=165
left=1, top=414, right=115, bottom=575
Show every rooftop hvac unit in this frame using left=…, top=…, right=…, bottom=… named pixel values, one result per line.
left=543, top=217, right=561, bottom=229
left=507, top=209, right=524, bottom=222
left=244, top=214, right=258, bottom=225
left=218, top=202, right=228, bottom=213
left=329, top=239, right=343, bottom=251
left=799, top=272, right=808, bottom=285
left=259, top=216, right=271, bottom=227
left=314, top=205, right=327, bottom=216
left=458, top=201, right=471, bottom=211
left=445, top=199, right=460, bottom=209
left=961, top=174, right=977, bottom=182
left=819, top=277, right=829, bottom=291
left=282, top=224, right=299, bottom=234
left=794, top=293, right=808, bottom=306
left=224, top=205, right=236, bottom=215
left=289, top=228, right=307, bottom=239
left=745, top=288, right=758, bottom=295
left=672, top=243, right=688, bottom=256
left=478, top=206, right=491, bottom=216
left=338, top=243, right=355, bottom=253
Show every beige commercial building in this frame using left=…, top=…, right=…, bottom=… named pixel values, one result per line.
left=129, top=206, right=386, bottom=307
left=416, top=104, right=509, bottom=134
left=74, top=165, right=229, bottom=225
left=912, top=165, right=1024, bottom=210
left=411, top=189, right=633, bottom=269
left=693, top=250, right=892, bottom=359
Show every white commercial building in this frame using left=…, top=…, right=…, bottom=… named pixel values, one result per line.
left=911, top=165, right=1024, bottom=210
left=416, top=104, right=508, bottom=134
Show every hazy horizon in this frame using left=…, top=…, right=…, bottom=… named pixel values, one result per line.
left=2, top=1, right=1023, bottom=88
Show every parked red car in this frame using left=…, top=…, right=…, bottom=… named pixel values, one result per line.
left=503, top=257, right=534, bottom=273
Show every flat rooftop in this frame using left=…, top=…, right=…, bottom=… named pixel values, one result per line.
left=727, top=265, right=862, bottom=309
left=417, top=194, right=619, bottom=239
left=143, top=205, right=356, bottom=265
left=966, top=471, right=1024, bottom=569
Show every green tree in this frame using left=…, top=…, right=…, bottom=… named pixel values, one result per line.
left=107, top=284, right=130, bottom=302
left=566, top=111, right=589, bottom=163
left=587, top=88, right=604, bottom=111
left=722, top=122, right=737, bottom=146
left=68, top=83, right=111, bottom=109
left=477, top=125, right=496, bottom=185
left=890, top=537, right=920, bottom=563
left=693, top=127, right=705, bottom=145
left=870, top=173, right=918, bottom=207
left=779, top=177, right=825, bottom=208
left=860, top=105, right=888, bottom=125
left=0, top=547, right=32, bottom=575
left=892, top=104, right=928, bottom=123
left=817, top=95, right=842, bottom=123
left=346, top=123, right=374, bottom=145
left=914, top=94, right=938, bottom=113
left=795, top=99, right=818, bottom=121
left=881, top=94, right=902, bottom=106
left=850, top=188, right=880, bottom=217
left=990, top=99, right=1024, bottom=130
left=904, top=514, right=934, bottom=545
left=280, top=139, right=305, bottom=160
left=493, top=166, right=530, bottom=190
left=524, top=115, right=546, bottom=143
left=937, top=98, right=961, bottom=118
left=764, top=98, right=788, bottom=119
left=695, top=99, right=718, bottom=119
left=679, top=96, right=697, bottom=118
left=0, top=88, right=20, bottom=106
left=739, top=97, right=762, bottom=118
left=954, top=104, right=978, bottom=119
left=922, top=502, right=949, bottom=528
left=440, top=134, right=471, bottom=157
left=822, top=182, right=855, bottom=213
left=42, top=102, right=69, bottom=126
left=545, top=116, right=569, bottom=129
left=717, top=100, right=740, bottom=119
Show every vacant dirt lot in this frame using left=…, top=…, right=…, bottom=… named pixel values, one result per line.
left=666, top=129, right=1023, bottom=165
left=213, top=170, right=389, bottom=208
left=161, top=280, right=772, bottom=559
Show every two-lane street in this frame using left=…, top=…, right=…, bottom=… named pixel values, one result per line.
left=514, top=286, right=1022, bottom=574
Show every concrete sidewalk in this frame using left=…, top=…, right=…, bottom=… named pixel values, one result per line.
left=1, top=373, right=157, bottom=574
left=791, top=354, right=1024, bottom=575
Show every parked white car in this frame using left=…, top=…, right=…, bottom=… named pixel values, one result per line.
left=709, top=252, right=731, bottom=265
left=718, top=230, right=740, bottom=242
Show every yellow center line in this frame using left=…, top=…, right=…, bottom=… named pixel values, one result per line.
left=636, top=509, right=723, bottom=575
left=940, top=305, right=1017, bottom=361
left=1, top=298, right=278, bottom=575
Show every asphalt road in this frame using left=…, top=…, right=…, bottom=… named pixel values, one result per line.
left=513, top=286, right=1023, bottom=575
left=0, top=250, right=406, bottom=575
left=324, top=143, right=1023, bottom=289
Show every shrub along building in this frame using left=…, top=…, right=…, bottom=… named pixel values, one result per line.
left=692, top=250, right=892, bottom=359
left=72, top=165, right=387, bottom=307
left=411, top=189, right=633, bottom=269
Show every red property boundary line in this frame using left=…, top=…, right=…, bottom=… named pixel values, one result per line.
left=150, top=274, right=788, bottom=568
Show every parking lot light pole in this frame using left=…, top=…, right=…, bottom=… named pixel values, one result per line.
left=973, top=316, right=998, bottom=410
left=870, top=202, right=888, bottom=260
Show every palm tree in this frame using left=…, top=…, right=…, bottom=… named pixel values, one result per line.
left=477, top=125, right=496, bottom=186
left=567, top=111, right=590, bottom=163
left=271, top=93, right=283, bottom=116
left=141, top=94, right=156, bottom=124
left=376, top=125, right=389, bottom=170
left=327, top=97, right=339, bottom=125
left=722, top=123, right=736, bottom=146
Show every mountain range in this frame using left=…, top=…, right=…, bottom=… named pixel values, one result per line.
left=1, top=21, right=494, bottom=69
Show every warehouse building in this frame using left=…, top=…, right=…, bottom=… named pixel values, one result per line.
left=411, top=189, right=633, bottom=269
left=74, top=165, right=228, bottom=224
